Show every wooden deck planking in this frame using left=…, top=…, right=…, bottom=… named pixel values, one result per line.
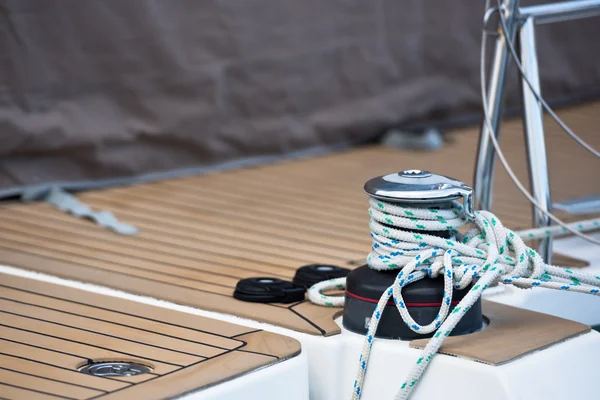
left=0, top=102, right=598, bottom=337
left=0, top=273, right=301, bottom=400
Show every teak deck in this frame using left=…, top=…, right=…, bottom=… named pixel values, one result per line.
left=0, top=272, right=300, bottom=400
left=411, top=301, right=590, bottom=365
left=0, top=102, right=598, bottom=336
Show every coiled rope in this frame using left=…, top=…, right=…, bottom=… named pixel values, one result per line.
left=307, top=199, right=600, bottom=399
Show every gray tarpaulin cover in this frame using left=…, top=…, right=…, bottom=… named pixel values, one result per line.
left=1, top=0, right=599, bottom=196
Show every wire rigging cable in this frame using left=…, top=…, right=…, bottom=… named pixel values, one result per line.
left=492, top=0, right=600, bottom=159
left=480, top=0, right=600, bottom=245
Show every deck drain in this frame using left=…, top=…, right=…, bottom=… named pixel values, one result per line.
left=78, top=362, right=152, bottom=377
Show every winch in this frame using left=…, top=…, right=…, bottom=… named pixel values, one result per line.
left=342, top=169, right=484, bottom=339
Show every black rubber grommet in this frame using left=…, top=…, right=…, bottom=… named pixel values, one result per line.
left=293, top=264, right=351, bottom=288
left=233, top=277, right=306, bottom=303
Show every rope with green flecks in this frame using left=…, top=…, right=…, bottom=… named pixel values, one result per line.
left=306, top=199, right=600, bottom=400
left=517, top=218, right=600, bottom=241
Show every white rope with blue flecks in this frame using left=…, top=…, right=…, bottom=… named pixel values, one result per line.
left=307, top=199, right=600, bottom=399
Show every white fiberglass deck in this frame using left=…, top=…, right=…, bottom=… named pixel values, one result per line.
left=1, top=233, right=599, bottom=400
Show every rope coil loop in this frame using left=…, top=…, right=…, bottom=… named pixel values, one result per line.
left=307, top=199, right=600, bottom=400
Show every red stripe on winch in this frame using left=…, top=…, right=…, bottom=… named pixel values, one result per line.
left=345, top=290, right=460, bottom=307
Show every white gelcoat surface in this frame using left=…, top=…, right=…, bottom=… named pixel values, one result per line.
left=180, top=352, right=309, bottom=400
left=1, top=234, right=600, bottom=400
left=333, top=319, right=600, bottom=400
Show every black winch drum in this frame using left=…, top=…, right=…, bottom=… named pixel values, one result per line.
left=342, top=170, right=484, bottom=339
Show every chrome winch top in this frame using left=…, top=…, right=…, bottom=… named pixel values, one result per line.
left=363, top=169, right=475, bottom=219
